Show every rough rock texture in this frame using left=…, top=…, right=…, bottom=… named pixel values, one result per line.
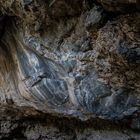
left=0, top=0, right=140, bottom=139
left=97, top=0, right=138, bottom=12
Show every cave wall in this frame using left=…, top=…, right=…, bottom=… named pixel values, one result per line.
left=0, top=0, right=140, bottom=139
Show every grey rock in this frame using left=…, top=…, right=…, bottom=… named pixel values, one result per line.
left=0, top=0, right=139, bottom=139
left=0, top=1, right=138, bottom=121
left=85, top=6, right=103, bottom=28
left=23, top=0, right=32, bottom=5
left=119, top=44, right=140, bottom=64
left=131, top=118, right=140, bottom=130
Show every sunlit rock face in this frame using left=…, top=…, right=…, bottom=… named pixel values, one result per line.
left=0, top=0, right=140, bottom=139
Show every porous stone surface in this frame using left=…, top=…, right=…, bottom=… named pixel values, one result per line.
left=0, top=0, right=139, bottom=139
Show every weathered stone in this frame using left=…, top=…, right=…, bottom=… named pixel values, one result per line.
left=131, top=117, right=140, bottom=130
left=0, top=0, right=140, bottom=139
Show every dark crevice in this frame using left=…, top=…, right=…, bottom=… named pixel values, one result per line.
left=0, top=110, right=140, bottom=139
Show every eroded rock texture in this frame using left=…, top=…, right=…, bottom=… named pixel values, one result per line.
left=0, top=0, right=140, bottom=139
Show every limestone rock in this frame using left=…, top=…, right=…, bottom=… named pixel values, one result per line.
left=0, top=0, right=140, bottom=139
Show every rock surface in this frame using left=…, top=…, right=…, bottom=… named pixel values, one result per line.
left=0, top=0, right=140, bottom=139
